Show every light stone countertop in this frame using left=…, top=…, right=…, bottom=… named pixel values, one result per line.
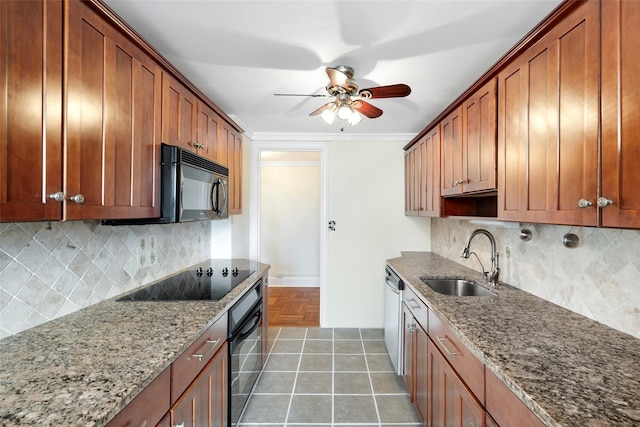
left=387, top=251, right=640, bottom=427
left=0, top=258, right=269, bottom=426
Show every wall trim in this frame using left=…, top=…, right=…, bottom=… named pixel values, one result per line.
left=250, top=132, right=415, bottom=143
left=269, top=275, right=320, bottom=287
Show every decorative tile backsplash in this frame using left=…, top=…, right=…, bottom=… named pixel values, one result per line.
left=431, top=218, right=640, bottom=339
left=0, top=220, right=211, bottom=338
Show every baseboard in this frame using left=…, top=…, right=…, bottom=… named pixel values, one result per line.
left=269, top=275, right=320, bottom=287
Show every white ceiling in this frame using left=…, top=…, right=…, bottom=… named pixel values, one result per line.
left=103, top=0, right=563, bottom=140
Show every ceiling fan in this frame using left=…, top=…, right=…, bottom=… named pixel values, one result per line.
left=275, top=65, right=411, bottom=128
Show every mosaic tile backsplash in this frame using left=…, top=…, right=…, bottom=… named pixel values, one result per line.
left=0, top=220, right=211, bottom=338
left=431, top=218, right=640, bottom=339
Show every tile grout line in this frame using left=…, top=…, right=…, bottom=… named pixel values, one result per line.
left=331, top=327, right=335, bottom=427
left=283, top=327, right=308, bottom=427
left=360, top=329, right=383, bottom=427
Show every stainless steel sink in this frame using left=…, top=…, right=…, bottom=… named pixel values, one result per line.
left=421, top=278, right=497, bottom=297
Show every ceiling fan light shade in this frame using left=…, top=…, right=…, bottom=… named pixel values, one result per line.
left=320, top=103, right=337, bottom=124
left=337, top=103, right=353, bottom=120
left=348, top=111, right=362, bottom=126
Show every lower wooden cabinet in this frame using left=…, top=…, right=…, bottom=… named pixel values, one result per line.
left=402, top=292, right=428, bottom=425
left=399, top=283, right=547, bottom=427
left=172, top=342, right=228, bottom=427
left=428, top=339, right=484, bottom=427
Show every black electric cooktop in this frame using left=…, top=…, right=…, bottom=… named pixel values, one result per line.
left=117, top=267, right=254, bottom=302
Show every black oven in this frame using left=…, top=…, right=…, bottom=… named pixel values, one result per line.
left=228, top=279, right=263, bottom=426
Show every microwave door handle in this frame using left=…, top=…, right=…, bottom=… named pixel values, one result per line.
left=211, top=177, right=227, bottom=217
left=219, top=178, right=227, bottom=216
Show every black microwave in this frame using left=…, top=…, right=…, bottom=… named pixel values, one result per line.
left=103, top=144, right=228, bottom=225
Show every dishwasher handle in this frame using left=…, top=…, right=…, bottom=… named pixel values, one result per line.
left=385, top=266, right=404, bottom=292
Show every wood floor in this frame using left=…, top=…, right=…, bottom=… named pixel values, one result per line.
left=267, top=286, right=319, bottom=327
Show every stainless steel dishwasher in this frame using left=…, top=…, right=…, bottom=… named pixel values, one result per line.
left=384, top=265, right=404, bottom=375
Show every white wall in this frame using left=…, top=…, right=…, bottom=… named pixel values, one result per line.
left=326, top=140, right=431, bottom=328
left=260, top=159, right=321, bottom=286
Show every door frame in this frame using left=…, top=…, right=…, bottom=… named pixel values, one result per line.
left=250, top=140, right=329, bottom=326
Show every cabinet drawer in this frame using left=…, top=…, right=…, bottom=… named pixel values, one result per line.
left=403, top=286, right=428, bottom=329
left=428, top=310, right=484, bottom=403
left=486, top=368, right=546, bottom=427
left=171, top=312, right=227, bottom=403
left=106, top=367, right=170, bottom=427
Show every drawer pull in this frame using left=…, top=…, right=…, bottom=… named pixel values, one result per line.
left=437, top=335, right=461, bottom=358
left=406, top=298, right=421, bottom=310
left=191, top=338, right=220, bottom=361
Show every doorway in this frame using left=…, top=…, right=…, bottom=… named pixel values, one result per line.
left=250, top=143, right=328, bottom=327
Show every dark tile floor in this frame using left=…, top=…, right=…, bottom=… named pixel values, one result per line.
left=238, top=327, right=421, bottom=427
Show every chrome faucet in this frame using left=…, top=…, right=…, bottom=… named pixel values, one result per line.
left=460, top=229, right=500, bottom=286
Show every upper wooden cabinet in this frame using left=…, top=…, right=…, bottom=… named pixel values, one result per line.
left=440, top=106, right=463, bottom=196
left=66, top=0, right=162, bottom=220
left=197, top=101, right=223, bottom=163
left=1, top=0, right=243, bottom=223
left=497, top=0, right=599, bottom=226
left=161, top=73, right=198, bottom=153
left=219, top=122, right=243, bottom=215
left=441, top=79, right=497, bottom=197
left=601, top=0, right=640, bottom=229
left=406, top=127, right=441, bottom=217
left=0, top=0, right=63, bottom=222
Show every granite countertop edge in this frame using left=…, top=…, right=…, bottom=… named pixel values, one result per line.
left=0, top=258, right=270, bottom=427
left=387, top=251, right=640, bottom=427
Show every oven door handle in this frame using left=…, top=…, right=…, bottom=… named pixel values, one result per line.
left=232, top=309, right=262, bottom=343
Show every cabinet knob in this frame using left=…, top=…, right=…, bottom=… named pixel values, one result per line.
left=578, top=199, right=593, bottom=209
left=48, top=192, right=66, bottom=202
left=597, top=197, right=613, bottom=208
left=69, top=194, right=85, bottom=204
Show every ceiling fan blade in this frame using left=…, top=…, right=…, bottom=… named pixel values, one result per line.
left=274, top=93, right=329, bottom=97
left=359, top=84, right=411, bottom=99
left=353, top=100, right=383, bottom=118
left=326, top=67, right=351, bottom=90
left=309, top=102, right=335, bottom=116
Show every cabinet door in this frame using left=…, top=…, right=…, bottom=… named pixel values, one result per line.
left=0, top=0, right=63, bottom=222
left=66, top=0, right=161, bottom=220
left=172, top=342, right=228, bottom=427
left=498, top=0, right=599, bottom=226
left=414, top=322, right=428, bottom=425
left=228, top=129, right=242, bottom=215
left=219, top=122, right=242, bottom=214
left=162, top=72, right=197, bottom=152
left=401, top=303, right=415, bottom=398
left=462, top=78, right=497, bottom=194
left=404, top=144, right=419, bottom=215
left=601, top=0, right=640, bottom=228
left=428, top=340, right=484, bottom=427
left=197, top=101, right=222, bottom=162
left=440, top=106, right=463, bottom=196
left=419, top=126, right=441, bottom=217
left=406, top=128, right=441, bottom=217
